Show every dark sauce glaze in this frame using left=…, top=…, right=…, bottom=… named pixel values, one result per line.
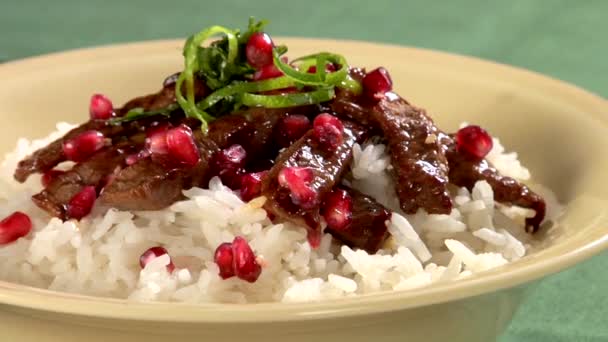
left=261, top=121, right=367, bottom=247
left=32, top=141, right=141, bottom=219
left=331, top=82, right=545, bottom=232
left=15, top=69, right=547, bottom=241
left=371, top=94, right=452, bottom=215
left=445, top=135, right=546, bottom=232
left=14, top=78, right=206, bottom=183
left=14, top=120, right=123, bottom=183
left=324, top=186, right=390, bottom=253
left=98, top=116, right=245, bottom=211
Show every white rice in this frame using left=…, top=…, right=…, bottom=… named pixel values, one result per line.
left=0, top=122, right=563, bottom=303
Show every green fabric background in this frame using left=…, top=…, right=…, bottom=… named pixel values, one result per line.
left=1, top=0, right=606, bottom=340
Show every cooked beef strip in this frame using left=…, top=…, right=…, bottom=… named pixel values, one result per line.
left=14, top=77, right=206, bottom=183
left=445, top=136, right=546, bottom=232
left=14, top=120, right=124, bottom=183
left=98, top=118, right=244, bottom=211
left=324, top=186, right=390, bottom=253
left=116, top=73, right=206, bottom=116
left=261, top=120, right=367, bottom=247
left=330, top=92, right=546, bottom=232
left=99, top=108, right=292, bottom=212
left=328, top=69, right=374, bottom=127
left=329, top=90, right=375, bottom=128
left=98, top=142, right=217, bottom=211
left=31, top=140, right=142, bottom=219
left=370, top=94, right=453, bottom=215
left=240, top=108, right=295, bottom=161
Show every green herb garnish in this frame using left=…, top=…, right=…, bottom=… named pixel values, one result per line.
left=241, top=87, right=336, bottom=108
left=116, top=18, right=361, bottom=133
left=109, top=104, right=177, bottom=125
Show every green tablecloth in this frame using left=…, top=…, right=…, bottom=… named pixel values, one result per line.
left=1, top=0, right=606, bottom=340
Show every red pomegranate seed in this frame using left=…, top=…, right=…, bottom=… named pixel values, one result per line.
left=125, top=154, right=138, bottom=166
left=278, top=166, right=317, bottom=209
left=41, top=169, right=65, bottom=187
left=125, top=150, right=150, bottom=166
left=306, top=63, right=337, bottom=73
left=166, top=124, right=200, bottom=167
left=232, top=236, right=262, bottom=283
left=146, top=124, right=169, bottom=155
left=212, top=144, right=247, bottom=189
left=89, top=94, right=114, bottom=120
left=313, top=113, right=344, bottom=151
left=66, top=186, right=97, bottom=220
left=362, top=67, right=393, bottom=100
left=307, top=229, right=322, bottom=249
left=246, top=32, right=275, bottom=69
left=275, top=114, right=311, bottom=147
left=278, top=166, right=313, bottom=186
left=62, top=130, right=106, bottom=162
left=101, top=171, right=118, bottom=189
left=214, top=242, right=235, bottom=279
left=322, top=189, right=353, bottom=231
left=265, top=209, right=276, bottom=221
left=213, top=144, right=247, bottom=170
left=0, top=212, right=32, bottom=244
left=253, top=64, right=283, bottom=80
left=455, top=125, right=493, bottom=160
left=240, top=171, right=267, bottom=202
left=139, top=246, right=175, bottom=273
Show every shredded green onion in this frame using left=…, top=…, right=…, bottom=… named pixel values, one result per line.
left=339, top=74, right=363, bottom=95
left=273, top=52, right=350, bottom=88
left=175, top=25, right=238, bottom=132
left=198, top=76, right=297, bottom=110
left=241, top=87, right=335, bottom=108
left=145, top=20, right=363, bottom=134
left=109, top=104, right=177, bottom=125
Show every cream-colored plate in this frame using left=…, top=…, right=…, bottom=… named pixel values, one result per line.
left=0, top=38, right=607, bottom=342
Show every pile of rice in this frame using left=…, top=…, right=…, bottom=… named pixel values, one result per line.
left=0, top=123, right=561, bottom=303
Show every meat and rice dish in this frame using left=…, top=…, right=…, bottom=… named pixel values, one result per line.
left=0, top=19, right=560, bottom=303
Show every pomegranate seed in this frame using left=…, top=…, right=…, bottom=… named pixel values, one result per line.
left=455, top=125, right=493, bottom=160
left=322, top=189, right=353, bottom=231
left=306, top=63, right=337, bottom=73
left=265, top=209, right=276, bottom=221
left=166, top=124, right=200, bottom=167
left=125, top=154, right=138, bottom=166
left=246, top=32, right=275, bottom=69
left=41, top=169, right=65, bottom=187
left=275, top=115, right=311, bottom=147
left=278, top=166, right=317, bottom=209
left=240, top=171, right=267, bottom=202
left=307, top=229, right=322, bottom=249
left=0, top=212, right=32, bottom=244
left=313, top=113, right=344, bottom=151
left=214, top=242, right=235, bottom=279
left=325, top=188, right=390, bottom=253
left=89, top=94, right=114, bottom=120
left=362, top=67, right=393, bottom=100
left=253, top=64, right=283, bottom=80
left=163, top=72, right=180, bottom=87
left=125, top=150, right=150, bottom=166
left=213, top=145, right=247, bottom=169
left=232, top=236, right=262, bottom=283
left=146, top=124, right=169, bottom=155
left=278, top=166, right=313, bottom=185
left=62, top=130, right=106, bottom=162
left=100, top=166, right=122, bottom=189
left=139, top=246, right=175, bottom=273
left=66, top=186, right=97, bottom=220
left=211, top=144, right=247, bottom=189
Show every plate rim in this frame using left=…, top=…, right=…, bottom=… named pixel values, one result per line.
left=0, top=37, right=606, bottom=323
